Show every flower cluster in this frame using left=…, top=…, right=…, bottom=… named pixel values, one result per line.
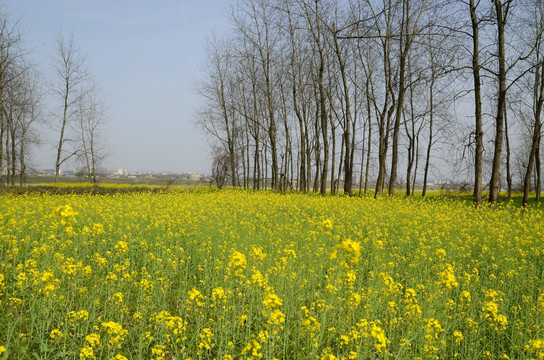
left=1, top=188, right=543, bottom=359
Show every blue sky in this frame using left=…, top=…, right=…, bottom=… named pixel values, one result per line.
left=10, top=0, right=230, bottom=173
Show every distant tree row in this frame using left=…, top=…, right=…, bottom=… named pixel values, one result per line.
left=197, top=0, right=544, bottom=206
left=0, top=7, right=107, bottom=186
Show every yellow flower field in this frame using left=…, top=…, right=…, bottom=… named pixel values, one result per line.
left=0, top=188, right=543, bottom=359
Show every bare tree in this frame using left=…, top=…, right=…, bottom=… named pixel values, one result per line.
left=77, top=84, right=108, bottom=183
left=12, top=67, right=41, bottom=186
left=387, top=0, right=428, bottom=196
left=487, top=0, right=535, bottom=203
left=50, top=33, right=89, bottom=183
left=332, top=18, right=355, bottom=196
left=522, top=0, right=544, bottom=207
left=232, top=0, right=283, bottom=190
left=210, top=145, right=232, bottom=189
left=0, top=8, right=26, bottom=185
left=195, top=0, right=544, bottom=199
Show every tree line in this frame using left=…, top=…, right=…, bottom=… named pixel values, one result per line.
left=197, top=0, right=544, bottom=207
left=0, top=8, right=107, bottom=186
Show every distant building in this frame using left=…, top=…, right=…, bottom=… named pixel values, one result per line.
left=189, top=172, right=201, bottom=181
left=106, top=168, right=126, bottom=177
left=42, top=169, right=57, bottom=176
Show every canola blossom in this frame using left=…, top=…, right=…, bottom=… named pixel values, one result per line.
left=0, top=188, right=544, bottom=359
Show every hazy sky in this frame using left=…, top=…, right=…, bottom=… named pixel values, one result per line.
left=9, top=0, right=230, bottom=174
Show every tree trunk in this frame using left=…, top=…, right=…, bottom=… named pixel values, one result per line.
left=422, top=54, right=436, bottom=197
left=293, top=74, right=307, bottom=192
left=332, top=27, right=354, bottom=196
left=504, top=102, right=512, bottom=199
left=245, top=126, right=250, bottom=189
left=305, top=118, right=312, bottom=192
left=373, top=1, right=395, bottom=197
left=330, top=122, right=336, bottom=194
left=489, top=0, right=508, bottom=204
left=319, top=63, right=329, bottom=196
left=19, top=134, right=25, bottom=186
left=314, top=98, right=321, bottom=193
left=337, top=134, right=345, bottom=195
left=364, top=77, right=372, bottom=194
left=388, top=0, right=424, bottom=196
left=412, top=135, right=419, bottom=196
left=10, top=123, right=15, bottom=185
left=375, top=115, right=387, bottom=197
left=264, top=145, right=268, bottom=190
left=389, top=49, right=407, bottom=196
left=359, top=121, right=366, bottom=196
left=468, top=0, right=485, bottom=206
left=523, top=55, right=544, bottom=207
left=536, top=140, right=541, bottom=201
left=523, top=120, right=542, bottom=207
left=0, top=113, right=4, bottom=186
left=405, top=64, right=416, bottom=197
left=55, top=71, right=70, bottom=184
left=79, top=107, right=91, bottom=180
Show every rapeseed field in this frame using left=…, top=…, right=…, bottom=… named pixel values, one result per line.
left=1, top=188, right=543, bottom=359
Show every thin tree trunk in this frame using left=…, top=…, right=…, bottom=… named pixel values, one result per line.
left=412, top=135, right=419, bottom=196
left=89, top=125, right=96, bottom=183
left=536, top=140, right=541, bottom=201
left=422, top=106, right=433, bottom=197
left=422, top=58, right=435, bottom=197
left=254, top=137, right=260, bottom=190
left=523, top=56, right=544, bottom=207
left=0, top=89, right=4, bottom=186
left=504, top=102, right=512, bottom=199
left=319, top=66, right=329, bottom=196
left=80, top=107, right=91, bottom=180
left=5, top=109, right=11, bottom=184
left=294, top=84, right=306, bottom=192
left=3, top=116, right=8, bottom=184
left=405, top=116, right=414, bottom=196
left=305, top=119, right=312, bottom=192
left=350, top=106, right=357, bottom=194
left=337, top=134, right=345, bottom=195
left=10, top=124, right=15, bottom=185
left=364, top=78, right=372, bottom=194
left=55, top=75, right=70, bottom=184
left=375, top=118, right=387, bottom=197
left=373, top=2, right=394, bottom=197
left=389, top=0, right=425, bottom=196
left=286, top=3, right=306, bottom=192
left=405, top=64, right=415, bottom=197
left=264, top=145, right=268, bottom=190
left=359, top=121, right=366, bottom=196
left=241, top=134, right=247, bottom=189
left=314, top=96, right=321, bottom=193
left=523, top=120, right=542, bottom=206
left=246, top=127, right=250, bottom=189
left=332, top=26, right=354, bottom=196
left=330, top=122, right=336, bottom=194
left=19, top=136, right=25, bottom=186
